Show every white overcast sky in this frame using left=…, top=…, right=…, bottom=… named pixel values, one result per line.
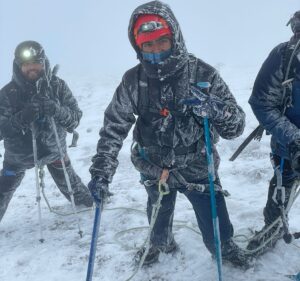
left=0, top=0, right=298, bottom=85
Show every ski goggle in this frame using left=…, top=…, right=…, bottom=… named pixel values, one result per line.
left=138, top=21, right=164, bottom=34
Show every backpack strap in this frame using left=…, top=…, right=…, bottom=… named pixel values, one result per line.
left=137, top=64, right=149, bottom=116
left=188, top=55, right=199, bottom=86
left=282, top=37, right=300, bottom=112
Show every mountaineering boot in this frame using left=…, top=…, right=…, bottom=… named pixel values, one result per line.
left=134, top=239, right=179, bottom=266
left=246, top=172, right=293, bottom=257
left=134, top=245, right=160, bottom=266
left=222, top=239, right=253, bottom=269
left=162, top=239, right=179, bottom=254
left=246, top=223, right=284, bottom=256
left=74, top=189, right=94, bottom=207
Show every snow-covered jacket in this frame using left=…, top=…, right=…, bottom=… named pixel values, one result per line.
left=249, top=37, right=300, bottom=159
left=90, top=1, right=245, bottom=183
left=0, top=58, right=82, bottom=168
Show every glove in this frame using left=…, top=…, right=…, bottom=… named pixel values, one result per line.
left=40, top=98, right=60, bottom=117
left=20, top=102, right=40, bottom=125
left=88, top=177, right=113, bottom=206
left=289, top=139, right=300, bottom=175
left=180, top=85, right=232, bottom=120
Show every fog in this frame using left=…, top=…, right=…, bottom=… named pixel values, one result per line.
left=0, top=0, right=298, bottom=85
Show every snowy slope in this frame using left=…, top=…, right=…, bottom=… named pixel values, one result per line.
left=0, top=64, right=299, bottom=281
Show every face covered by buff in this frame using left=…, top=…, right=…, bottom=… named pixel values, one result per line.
left=128, top=1, right=189, bottom=80
left=134, top=14, right=173, bottom=64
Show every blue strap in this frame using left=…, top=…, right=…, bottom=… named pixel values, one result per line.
left=2, top=169, right=16, bottom=176
left=138, top=146, right=149, bottom=161
left=280, top=158, right=285, bottom=173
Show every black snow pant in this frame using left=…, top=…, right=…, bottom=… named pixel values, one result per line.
left=263, top=154, right=297, bottom=225
left=144, top=181, right=234, bottom=255
left=0, top=155, right=88, bottom=223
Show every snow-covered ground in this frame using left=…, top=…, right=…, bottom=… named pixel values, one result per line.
left=0, top=63, right=299, bottom=281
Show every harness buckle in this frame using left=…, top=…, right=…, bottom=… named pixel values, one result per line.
left=143, top=179, right=157, bottom=187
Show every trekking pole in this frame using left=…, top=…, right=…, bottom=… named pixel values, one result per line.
left=31, top=124, right=45, bottom=243
left=197, top=81, right=223, bottom=281
left=37, top=66, right=83, bottom=236
left=50, top=117, right=83, bottom=237
left=86, top=201, right=102, bottom=281
left=39, top=167, right=91, bottom=216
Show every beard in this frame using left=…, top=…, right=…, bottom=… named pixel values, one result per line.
left=23, top=69, right=43, bottom=81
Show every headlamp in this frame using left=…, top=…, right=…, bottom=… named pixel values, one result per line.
left=138, top=21, right=164, bottom=34
left=22, top=49, right=32, bottom=59
left=14, top=41, right=46, bottom=66
left=21, top=47, right=38, bottom=61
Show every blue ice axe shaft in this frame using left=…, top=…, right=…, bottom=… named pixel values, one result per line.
left=198, top=82, right=223, bottom=281
left=86, top=204, right=102, bottom=281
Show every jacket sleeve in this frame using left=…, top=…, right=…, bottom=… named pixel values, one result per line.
left=130, top=143, right=163, bottom=180
left=55, top=79, right=82, bottom=132
left=0, top=88, right=24, bottom=138
left=248, top=44, right=300, bottom=146
left=89, top=78, right=136, bottom=182
left=209, top=71, right=245, bottom=139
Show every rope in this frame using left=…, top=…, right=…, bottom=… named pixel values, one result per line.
left=50, top=118, right=83, bottom=237
left=103, top=182, right=300, bottom=259
left=113, top=223, right=201, bottom=251
left=125, top=192, right=164, bottom=281
left=291, top=242, right=300, bottom=249
left=87, top=181, right=300, bottom=255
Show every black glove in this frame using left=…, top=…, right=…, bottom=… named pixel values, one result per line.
left=88, top=177, right=113, bottom=206
left=289, top=139, right=300, bottom=175
left=40, top=98, right=60, bottom=117
left=20, top=102, right=40, bottom=125
left=180, top=85, right=232, bottom=120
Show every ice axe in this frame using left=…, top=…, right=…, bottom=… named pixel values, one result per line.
left=86, top=201, right=103, bottom=281
left=197, top=81, right=224, bottom=281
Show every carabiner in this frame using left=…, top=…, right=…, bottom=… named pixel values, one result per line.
left=158, top=180, right=170, bottom=195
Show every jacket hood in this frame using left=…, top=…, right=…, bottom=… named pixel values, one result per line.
left=128, top=0, right=189, bottom=80
left=12, top=56, right=52, bottom=91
